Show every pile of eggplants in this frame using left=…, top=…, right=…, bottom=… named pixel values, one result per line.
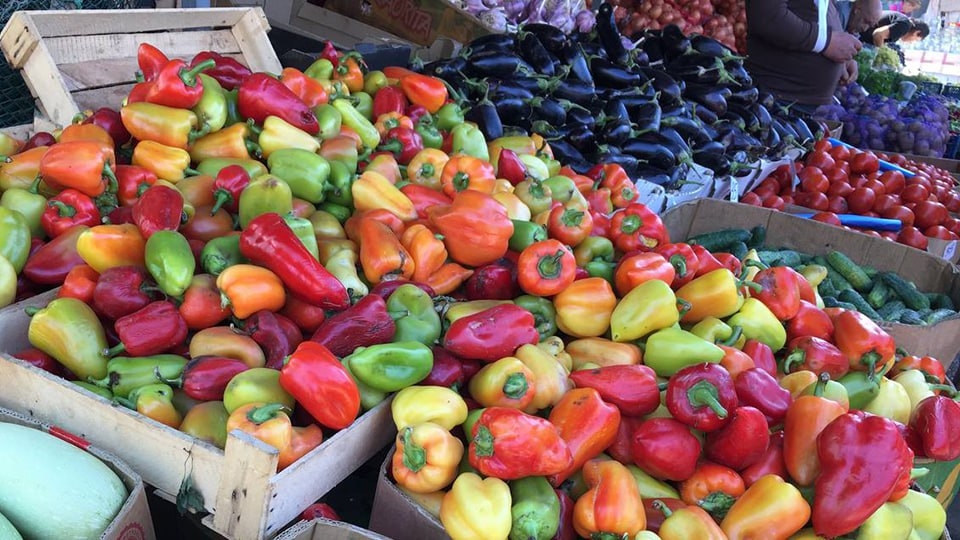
left=418, top=2, right=822, bottom=190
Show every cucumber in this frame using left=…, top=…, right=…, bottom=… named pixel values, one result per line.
left=775, top=250, right=803, bottom=268
left=927, top=292, right=956, bottom=311
left=925, top=308, right=957, bottom=325
left=687, top=229, right=752, bottom=252
left=826, top=251, right=873, bottom=292
left=862, top=265, right=879, bottom=279
left=0, top=510, right=22, bottom=540
left=729, top=241, right=748, bottom=261
left=879, top=272, right=930, bottom=311
left=822, top=297, right=857, bottom=311
left=0, top=422, right=127, bottom=540
left=838, top=289, right=882, bottom=320
left=757, top=250, right=784, bottom=267
left=865, top=280, right=890, bottom=309
left=899, top=309, right=926, bottom=326
left=877, top=300, right=907, bottom=321
left=817, top=278, right=837, bottom=298
left=746, top=225, right=766, bottom=249
left=823, top=269, right=854, bottom=293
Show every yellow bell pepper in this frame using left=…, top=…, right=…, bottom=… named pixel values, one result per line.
left=742, top=248, right=763, bottom=282
left=863, top=376, right=912, bottom=424
left=443, top=299, right=512, bottom=325
left=720, top=475, right=810, bottom=540
left=352, top=170, right=417, bottom=221
left=391, top=385, right=468, bottom=431
left=565, top=338, right=642, bottom=370
left=258, top=115, right=320, bottom=157
left=492, top=178, right=514, bottom=194
left=675, top=268, right=745, bottom=323
left=537, top=335, right=572, bottom=372
left=406, top=148, right=449, bottom=191
left=515, top=343, right=573, bottom=413
left=392, top=423, right=463, bottom=494
left=897, top=489, right=946, bottom=540
left=610, top=279, right=679, bottom=342
left=799, top=264, right=829, bottom=288
left=399, top=486, right=445, bottom=519
left=132, top=140, right=192, bottom=182
left=76, top=224, right=146, bottom=273
left=780, top=370, right=820, bottom=398
left=727, top=297, right=788, bottom=352
left=553, top=277, right=617, bottom=338
left=468, top=357, right=537, bottom=410
left=688, top=316, right=745, bottom=347
left=493, top=191, right=531, bottom=221
left=440, top=472, right=512, bottom=540
left=318, top=239, right=368, bottom=299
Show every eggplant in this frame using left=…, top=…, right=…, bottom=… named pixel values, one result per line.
left=495, top=97, right=532, bottom=120
left=466, top=101, right=504, bottom=140
left=758, top=91, right=777, bottom=110
left=693, top=141, right=730, bottom=175
left=598, top=151, right=641, bottom=178
left=771, top=117, right=798, bottom=141
left=530, top=120, right=571, bottom=140
left=631, top=101, right=662, bottom=133
left=601, top=118, right=634, bottom=146
left=690, top=35, right=738, bottom=59
left=656, top=128, right=692, bottom=160
left=596, top=3, right=628, bottom=64
left=634, top=166, right=673, bottom=187
left=728, top=87, right=760, bottom=107
left=463, top=34, right=518, bottom=55
left=464, top=51, right=534, bottom=78
left=660, top=24, right=692, bottom=60
left=547, top=137, right=587, bottom=163
left=724, top=60, right=753, bottom=87
left=638, top=68, right=682, bottom=103
left=684, top=84, right=730, bottom=115
left=529, top=97, right=567, bottom=126
left=552, top=79, right=598, bottom=107
left=604, top=99, right=630, bottom=124
left=764, top=123, right=783, bottom=150
left=566, top=123, right=597, bottom=152
left=694, top=103, right=719, bottom=125
left=488, top=81, right=535, bottom=101
left=723, top=130, right=763, bottom=153
left=640, top=30, right=665, bottom=64
left=566, top=106, right=597, bottom=131
left=662, top=116, right=710, bottom=146
left=422, top=57, right=466, bottom=79
left=519, top=31, right=558, bottom=77
left=589, top=57, right=644, bottom=89
left=558, top=44, right=595, bottom=86
left=522, top=23, right=569, bottom=55
left=727, top=104, right=761, bottom=133
left=601, top=85, right=655, bottom=101
left=621, top=141, right=676, bottom=170
left=791, top=117, right=815, bottom=142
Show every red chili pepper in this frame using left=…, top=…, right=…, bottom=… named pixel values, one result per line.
left=190, top=51, right=252, bottom=91
left=608, top=202, right=667, bottom=252
left=179, top=356, right=249, bottom=401
left=109, top=300, right=188, bottom=357
left=22, top=225, right=87, bottom=286
left=137, top=43, right=169, bottom=82
left=691, top=245, right=724, bottom=274
left=781, top=336, right=848, bottom=379
left=733, top=368, right=792, bottom=426
left=115, top=165, right=157, bottom=207
left=378, top=126, right=423, bottom=165
left=144, top=58, right=216, bottom=109
left=240, top=212, right=350, bottom=310
left=442, top=304, right=539, bottom=362
left=280, top=341, right=360, bottom=430
left=463, top=259, right=520, bottom=301
left=82, top=108, right=131, bottom=147
left=13, top=347, right=64, bottom=376
left=372, top=86, right=408, bottom=118
left=242, top=310, right=304, bottom=370
left=309, top=294, right=395, bottom=357
left=238, top=73, right=320, bottom=135
left=740, top=430, right=787, bottom=487
left=496, top=148, right=527, bottom=186
left=132, top=184, right=185, bottom=240
left=210, top=164, right=250, bottom=215
left=40, top=189, right=100, bottom=238
left=750, top=266, right=803, bottom=320
left=469, top=407, right=573, bottom=480
left=92, top=265, right=158, bottom=320
left=630, top=417, right=701, bottom=481
left=368, top=279, right=436, bottom=299
left=300, top=503, right=341, bottom=522
left=911, top=395, right=960, bottom=461
left=665, top=363, right=738, bottom=432
left=785, top=299, right=834, bottom=342
left=742, top=339, right=777, bottom=377
left=421, top=346, right=465, bottom=390
left=704, top=405, right=771, bottom=471
left=568, top=364, right=661, bottom=417
left=830, top=308, right=896, bottom=375
left=654, top=242, right=700, bottom=288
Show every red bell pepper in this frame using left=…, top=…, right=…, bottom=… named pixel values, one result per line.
left=281, top=296, right=327, bottom=335
left=665, top=363, right=738, bottom=432
left=739, top=430, right=787, bottom=487
left=115, top=165, right=157, bottom=207
left=741, top=339, right=777, bottom=377
left=442, top=304, right=539, bottom=362
left=109, top=300, right=188, bottom=357
left=238, top=73, right=320, bottom=135
left=812, top=410, right=913, bottom=537
left=785, top=299, right=834, bottom=342
left=319, top=40, right=340, bottom=68
left=144, top=58, right=215, bottom=109
left=137, top=43, right=169, bottom=82
left=654, top=242, right=700, bottom=288
left=280, top=68, right=328, bottom=109
left=911, top=395, right=960, bottom=461
left=547, top=387, right=621, bottom=486
left=21, top=225, right=87, bottom=285
left=462, top=259, right=520, bottom=301
left=584, top=186, right=613, bottom=215
left=210, top=165, right=250, bottom=215
left=91, top=266, right=158, bottom=320
left=240, top=212, right=350, bottom=310
left=606, top=415, right=644, bottom=464
left=132, top=184, right=185, bottom=240
left=310, top=293, right=395, bottom=357
left=58, top=264, right=99, bottom=304
left=781, top=336, right=848, bottom=379
left=891, top=354, right=947, bottom=384
left=691, top=245, right=725, bottom=274
left=830, top=308, right=896, bottom=375
left=189, top=51, right=252, bottom=90
left=378, top=126, right=423, bottom=165
left=280, top=341, right=361, bottom=430
left=242, top=310, right=304, bottom=370
left=421, top=346, right=465, bottom=390
left=372, top=86, right=408, bottom=118
left=608, top=202, right=667, bottom=253
left=399, top=184, right=452, bottom=220
left=20, top=131, right=56, bottom=152
left=12, top=347, right=64, bottom=376
left=82, top=108, right=131, bottom=148
left=704, top=405, right=771, bottom=471
left=179, top=356, right=249, bottom=401
left=496, top=148, right=527, bottom=186
left=469, top=407, right=573, bottom=480
left=750, top=266, right=803, bottom=321
left=714, top=253, right=742, bottom=277
left=630, top=417, right=701, bottom=481
left=300, top=503, right=340, bottom=522
left=568, top=364, right=661, bottom=417
left=733, top=367, right=792, bottom=426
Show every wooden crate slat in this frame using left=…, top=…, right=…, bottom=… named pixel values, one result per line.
left=0, top=11, right=42, bottom=69
left=19, top=39, right=79, bottom=127
left=211, top=431, right=280, bottom=540
left=7, top=8, right=251, bottom=38
left=44, top=29, right=240, bottom=65
left=231, top=8, right=283, bottom=75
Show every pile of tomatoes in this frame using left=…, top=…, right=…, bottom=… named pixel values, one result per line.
left=742, top=140, right=960, bottom=251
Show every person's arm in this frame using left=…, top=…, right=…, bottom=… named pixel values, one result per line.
left=747, top=0, right=827, bottom=52
left=872, top=25, right=892, bottom=45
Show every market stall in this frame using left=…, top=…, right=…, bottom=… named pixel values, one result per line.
left=0, top=2, right=960, bottom=540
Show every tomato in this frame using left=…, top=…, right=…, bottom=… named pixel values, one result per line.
left=878, top=171, right=905, bottom=195
left=740, top=191, right=763, bottom=206
left=849, top=152, right=880, bottom=175
left=827, top=181, right=854, bottom=198
left=762, top=194, right=785, bottom=211
left=872, top=194, right=899, bottom=214
left=912, top=200, right=949, bottom=229
left=829, top=145, right=852, bottom=162
left=827, top=196, right=849, bottom=214
left=858, top=229, right=882, bottom=238
left=847, top=187, right=876, bottom=214
left=811, top=211, right=842, bottom=226
left=781, top=195, right=795, bottom=206
left=805, top=151, right=836, bottom=171
left=897, top=226, right=929, bottom=251
left=908, top=174, right=933, bottom=192
left=864, top=179, right=885, bottom=196
left=756, top=177, right=781, bottom=195
left=799, top=167, right=829, bottom=193
left=924, top=225, right=958, bottom=241
left=881, top=205, right=915, bottom=228
left=793, top=191, right=829, bottom=211
left=901, top=184, right=930, bottom=204
left=848, top=175, right=868, bottom=189
left=813, top=139, right=831, bottom=154
left=943, top=217, right=960, bottom=235
left=880, top=231, right=899, bottom=241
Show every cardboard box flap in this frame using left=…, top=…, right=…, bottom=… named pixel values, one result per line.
left=277, top=519, right=392, bottom=540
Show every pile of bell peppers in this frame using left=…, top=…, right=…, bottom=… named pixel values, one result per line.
left=0, top=42, right=957, bottom=539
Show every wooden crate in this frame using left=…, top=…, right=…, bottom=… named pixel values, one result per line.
left=0, top=292, right=397, bottom=540
left=0, top=7, right=282, bottom=128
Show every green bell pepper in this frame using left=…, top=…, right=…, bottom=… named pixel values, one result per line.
left=573, top=236, right=616, bottom=284
left=323, top=160, right=355, bottom=208
left=73, top=381, right=114, bottom=400
left=364, top=70, right=389, bottom=95
left=195, top=157, right=267, bottom=180
left=26, top=297, right=109, bottom=379
left=509, top=220, right=548, bottom=252
left=387, top=284, right=442, bottom=345
left=223, top=88, right=242, bottom=127
left=305, top=58, right=334, bottom=82
left=332, top=98, right=379, bottom=150
left=462, top=408, right=485, bottom=440
left=415, top=115, right=444, bottom=150
left=222, top=367, right=295, bottom=414
left=180, top=400, right=230, bottom=449
left=345, top=341, right=434, bottom=393
left=838, top=370, right=881, bottom=410
left=515, top=178, right=553, bottom=216
left=800, top=377, right=849, bottom=407
left=897, top=489, right=946, bottom=540
left=284, top=215, right=320, bottom=260
left=342, top=356, right=388, bottom=411
left=726, top=298, right=787, bottom=352
left=450, top=123, right=489, bottom=161
left=0, top=178, right=46, bottom=238
left=88, top=354, right=187, bottom=398
left=145, top=230, right=195, bottom=297
left=509, top=476, right=561, bottom=540
left=200, top=235, right=246, bottom=276
left=514, top=295, right=558, bottom=340
left=689, top=317, right=736, bottom=344
left=0, top=206, right=31, bottom=272
left=349, top=91, right=374, bottom=121
left=238, top=175, right=293, bottom=229
left=857, top=501, right=913, bottom=540
left=267, top=148, right=330, bottom=204
left=542, top=175, right=588, bottom=208
left=314, top=103, right=342, bottom=141
left=642, top=327, right=725, bottom=377
left=435, top=102, right=465, bottom=132
left=194, top=73, right=227, bottom=132
left=318, top=202, right=352, bottom=224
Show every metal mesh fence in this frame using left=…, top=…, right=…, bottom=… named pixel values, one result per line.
left=1, top=0, right=139, bottom=128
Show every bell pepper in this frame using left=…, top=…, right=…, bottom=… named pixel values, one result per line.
left=666, top=362, right=737, bottom=432
left=344, top=341, right=433, bottom=393
left=114, top=166, right=157, bottom=209
left=419, top=346, right=466, bottom=391
left=610, top=278, right=680, bottom=342
left=440, top=472, right=511, bottom=540
left=132, top=184, right=185, bottom=241
left=90, top=265, right=158, bottom=321
left=727, top=298, right=787, bottom=353
left=216, top=263, right=286, bottom=319
left=508, top=220, right=547, bottom=254
left=830, top=308, right=896, bottom=375
left=0, top=207, right=31, bottom=274
left=317, top=239, right=368, bottom=299
left=276, top=423, right=325, bottom=471
left=783, top=375, right=848, bottom=486
left=450, top=123, right=490, bottom=162
left=720, top=474, right=810, bottom=540
left=739, top=430, right=787, bottom=487
left=89, top=354, right=186, bottom=398
left=377, top=126, right=423, bottom=165
left=266, top=148, right=329, bottom=204
left=198, top=235, right=244, bottom=276
left=135, top=42, right=168, bottom=82
left=614, top=252, right=674, bottom=297
left=226, top=403, right=293, bottom=464
left=548, top=203, right=594, bottom=247
left=238, top=73, right=319, bottom=134
left=195, top=157, right=267, bottom=181
left=330, top=97, right=378, bottom=148
left=568, top=364, right=660, bottom=417
left=177, top=355, right=249, bottom=401
left=333, top=52, right=365, bottom=94
left=27, top=297, right=109, bottom=379
left=414, top=116, right=443, bottom=150
left=799, top=373, right=851, bottom=410
left=76, top=224, right=146, bottom=274
left=631, top=417, right=702, bottom=482
left=393, top=421, right=463, bottom=495
left=836, top=369, right=879, bottom=409
left=546, top=387, right=621, bottom=486
left=651, top=243, right=697, bottom=289
left=674, top=268, right=744, bottom=323
left=279, top=67, right=328, bottom=109
left=704, top=405, right=771, bottom=472
left=143, top=58, right=214, bottom=109
left=442, top=299, right=511, bottom=326
left=240, top=212, right=349, bottom=310
left=280, top=295, right=327, bottom=335
left=351, top=171, right=416, bottom=223
left=749, top=266, right=804, bottom=321
left=278, top=341, right=360, bottom=430
left=566, top=338, right=641, bottom=370
left=469, top=356, right=537, bottom=410
left=439, top=154, right=495, bottom=198
left=608, top=203, right=667, bottom=252
left=191, top=73, right=228, bottom=133
left=429, top=190, right=513, bottom=269
left=398, top=72, right=446, bottom=113
left=1, top=180, right=46, bottom=239
left=898, top=489, right=947, bottom=540
left=460, top=260, right=518, bottom=303
left=506, top=476, right=560, bottom=540
left=143, top=230, right=194, bottom=298
left=391, top=385, right=467, bottom=431
left=398, top=224, right=443, bottom=286
left=109, top=300, right=187, bottom=357
left=405, top=148, right=449, bottom=191
left=862, top=375, right=912, bottom=424
left=190, top=51, right=251, bottom=91
left=654, top=500, right=726, bottom=540
left=571, top=459, right=645, bottom=539
left=734, top=367, right=792, bottom=425
left=241, top=310, right=302, bottom=370
left=58, top=263, right=99, bottom=304
left=514, top=178, right=553, bottom=216
left=643, top=328, right=725, bottom=377
left=386, top=283, right=441, bottom=345
left=117, top=382, right=182, bottom=428
left=39, top=140, right=117, bottom=197
left=372, top=85, right=408, bottom=117
left=283, top=215, right=320, bottom=260
left=0, top=145, right=48, bottom=192
left=132, top=140, right=192, bottom=182
left=443, top=304, right=539, bottom=362
left=469, top=407, right=573, bottom=480
left=781, top=336, right=847, bottom=380
left=719, top=343, right=757, bottom=380
left=678, top=461, right=745, bottom=521
left=812, top=410, right=912, bottom=537
left=552, top=277, right=616, bottom=338
left=362, top=152, right=403, bottom=185
left=120, top=102, right=206, bottom=149
left=911, top=394, right=960, bottom=461
left=254, top=115, right=320, bottom=158
left=311, top=293, right=395, bottom=357
left=856, top=501, right=914, bottom=539
left=179, top=401, right=229, bottom=449
left=891, top=354, right=947, bottom=384
left=354, top=217, right=413, bottom=285
left=39, top=189, right=98, bottom=239
left=784, top=300, right=834, bottom=343
left=223, top=367, right=295, bottom=413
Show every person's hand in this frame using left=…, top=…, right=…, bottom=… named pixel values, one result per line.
left=823, top=31, right=862, bottom=63
left=840, top=59, right=859, bottom=85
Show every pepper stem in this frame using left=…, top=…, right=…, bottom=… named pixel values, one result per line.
left=472, top=425, right=494, bottom=457
left=861, top=351, right=882, bottom=381
left=698, top=491, right=737, bottom=521
left=668, top=254, right=688, bottom=278
left=651, top=500, right=673, bottom=518
left=210, top=190, right=232, bottom=215
left=718, top=325, right=743, bottom=347
left=537, top=251, right=566, bottom=280
left=49, top=200, right=77, bottom=218
left=246, top=403, right=286, bottom=425
left=686, top=380, right=728, bottom=418
left=400, top=427, right=427, bottom=473
left=813, top=372, right=831, bottom=397
left=781, top=348, right=806, bottom=374
left=104, top=342, right=126, bottom=358
left=502, top=372, right=530, bottom=400
left=102, top=163, right=119, bottom=194
left=180, top=58, right=216, bottom=87
left=619, top=214, right=641, bottom=234
left=24, top=307, right=41, bottom=317
left=28, top=175, right=42, bottom=195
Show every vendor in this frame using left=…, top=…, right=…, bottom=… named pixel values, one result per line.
left=859, top=11, right=930, bottom=45
left=745, top=0, right=863, bottom=110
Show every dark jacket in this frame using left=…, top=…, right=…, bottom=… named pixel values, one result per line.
left=745, top=0, right=845, bottom=105
left=860, top=11, right=913, bottom=44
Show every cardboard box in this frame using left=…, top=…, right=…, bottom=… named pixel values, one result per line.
left=0, top=406, right=157, bottom=540
left=276, top=519, right=391, bottom=540
left=661, top=198, right=960, bottom=366
left=0, top=290, right=397, bottom=540
left=369, top=449, right=447, bottom=540
left=316, top=0, right=491, bottom=48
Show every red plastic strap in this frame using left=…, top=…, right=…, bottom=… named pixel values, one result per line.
left=48, top=425, right=92, bottom=450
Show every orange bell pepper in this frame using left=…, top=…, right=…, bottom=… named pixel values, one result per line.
left=58, top=264, right=100, bottom=304
left=0, top=146, right=49, bottom=191
left=468, top=356, right=538, bottom=410
left=720, top=474, right=811, bottom=540
left=226, top=403, right=293, bottom=467
left=189, top=326, right=266, bottom=368
left=614, top=251, right=677, bottom=297
left=216, top=264, right=286, bottom=319
left=424, top=263, right=474, bottom=296
left=334, top=52, right=366, bottom=94
left=392, top=422, right=464, bottom=494
left=399, top=72, right=447, bottom=113
left=278, top=424, right=324, bottom=471
left=345, top=208, right=405, bottom=241
left=428, top=190, right=512, bottom=268
left=374, top=112, right=415, bottom=138
left=189, top=123, right=255, bottom=162
left=565, top=337, right=642, bottom=369
left=783, top=378, right=847, bottom=486
left=59, top=123, right=115, bottom=159
left=280, top=67, right=328, bottom=108
left=548, top=387, right=621, bottom=486
left=76, top=224, right=146, bottom=273
left=679, top=462, right=746, bottom=517
left=40, top=141, right=117, bottom=197
left=401, top=223, right=447, bottom=284
left=357, top=216, right=415, bottom=284
left=718, top=345, right=756, bottom=380
left=440, top=154, right=496, bottom=198
left=553, top=277, right=617, bottom=338
left=352, top=170, right=417, bottom=221
left=573, top=459, right=646, bottom=539
left=517, top=239, right=577, bottom=297
left=406, top=148, right=449, bottom=190
left=132, top=140, right=192, bottom=182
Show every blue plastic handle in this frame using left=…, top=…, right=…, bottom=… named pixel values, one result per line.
left=793, top=212, right=903, bottom=231
left=827, top=138, right=916, bottom=177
